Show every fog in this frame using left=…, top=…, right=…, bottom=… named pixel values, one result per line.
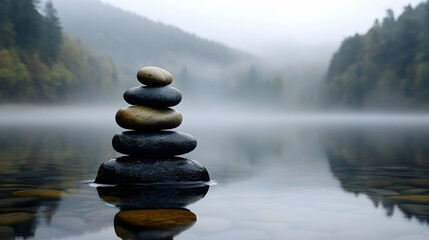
left=5, top=0, right=429, bottom=112
left=99, top=0, right=422, bottom=56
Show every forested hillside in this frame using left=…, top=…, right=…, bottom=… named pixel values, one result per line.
left=0, top=0, right=117, bottom=102
left=324, top=1, right=429, bottom=109
left=49, top=0, right=252, bottom=84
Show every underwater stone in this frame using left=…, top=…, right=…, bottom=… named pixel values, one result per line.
left=124, top=86, right=182, bottom=107
left=0, top=212, right=34, bottom=226
left=115, top=106, right=182, bottom=130
left=94, top=156, right=210, bottom=184
left=137, top=66, right=173, bottom=86
left=0, top=226, right=14, bottom=240
left=112, top=131, right=196, bottom=156
left=12, top=189, right=67, bottom=199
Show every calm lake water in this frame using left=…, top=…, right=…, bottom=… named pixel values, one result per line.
left=1, top=108, right=429, bottom=239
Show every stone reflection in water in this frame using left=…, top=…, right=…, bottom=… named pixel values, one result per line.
left=97, top=184, right=209, bottom=210
left=114, top=209, right=196, bottom=240
left=96, top=184, right=208, bottom=239
left=326, top=127, right=429, bottom=223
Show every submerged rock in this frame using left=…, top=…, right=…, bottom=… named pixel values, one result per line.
left=0, top=212, right=34, bottom=225
left=116, top=106, right=182, bottom=130
left=137, top=66, right=173, bottom=86
left=12, top=189, right=67, bottom=199
left=94, top=156, right=210, bottom=184
left=112, top=131, right=197, bottom=156
left=0, top=198, right=38, bottom=208
left=389, top=195, right=429, bottom=204
left=114, top=209, right=196, bottom=240
left=0, top=226, right=14, bottom=240
left=97, top=184, right=209, bottom=209
left=124, top=86, right=182, bottom=107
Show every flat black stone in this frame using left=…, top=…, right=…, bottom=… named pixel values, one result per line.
left=94, top=156, right=210, bottom=184
left=97, top=184, right=209, bottom=209
left=124, top=86, right=182, bottom=107
left=112, top=131, right=197, bottom=157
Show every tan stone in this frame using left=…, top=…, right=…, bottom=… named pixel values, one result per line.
left=0, top=212, right=34, bottom=225
left=137, top=66, right=173, bottom=86
left=12, top=189, right=67, bottom=199
left=114, top=209, right=196, bottom=229
left=115, top=106, right=182, bottom=130
left=389, top=195, right=429, bottom=204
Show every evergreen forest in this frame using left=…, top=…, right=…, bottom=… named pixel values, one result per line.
left=0, top=0, right=117, bottom=102
left=325, top=1, right=429, bottom=109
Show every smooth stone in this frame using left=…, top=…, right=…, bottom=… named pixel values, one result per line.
left=400, top=188, right=429, bottom=195
left=124, top=86, right=182, bottom=107
left=94, top=156, right=210, bottom=184
left=115, top=106, right=182, bottom=130
left=114, top=209, right=196, bottom=240
left=397, top=179, right=429, bottom=187
left=0, top=226, right=14, bottom=240
left=388, top=195, right=429, bottom=204
left=112, top=131, right=196, bottom=156
left=137, top=66, right=173, bottom=86
left=12, top=189, right=67, bottom=199
left=0, top=212, right=34, bottom=225
left=0, top=197, right=38, bottom=208
left=364, top=179, right=394, bottom=187
left=97, top=184, right=209, bottom=209
left=369, top=189, right=399, bottom=196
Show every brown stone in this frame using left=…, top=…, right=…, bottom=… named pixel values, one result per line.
left=115, top=106, right=182, bottom=130
left=12, top=189, right=67, bottom=199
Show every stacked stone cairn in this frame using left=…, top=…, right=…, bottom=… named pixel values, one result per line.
left=95, top=66, right=210, bottom=184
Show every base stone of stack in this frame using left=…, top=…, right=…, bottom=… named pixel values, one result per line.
left=94, top=156, right=210, bottom=184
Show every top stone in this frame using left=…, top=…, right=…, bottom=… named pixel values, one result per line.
left=137, top=66, right=173, bottom=86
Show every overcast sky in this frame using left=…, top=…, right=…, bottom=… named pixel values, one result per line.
left=99, top=0, right=424, bottom=54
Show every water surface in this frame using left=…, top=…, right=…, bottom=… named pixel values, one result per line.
left=1, top=110, right=429, bottom=239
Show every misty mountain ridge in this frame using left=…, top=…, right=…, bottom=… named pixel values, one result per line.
left=47, top=0, right=254, bottom=83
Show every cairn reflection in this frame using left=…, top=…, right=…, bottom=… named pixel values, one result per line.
left=326, top=127, right=429, bottom=224
left=114, top=209, right=196, bottom=240
left=97, top=184, right=209, bottom=239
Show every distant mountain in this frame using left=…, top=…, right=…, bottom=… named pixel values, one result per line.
left=49, top=0, right=252, bottom=86
left=324, top=1, right=429, bottom=109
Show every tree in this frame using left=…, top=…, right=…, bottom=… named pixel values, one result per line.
left=40, top=1, right=62, bottom=65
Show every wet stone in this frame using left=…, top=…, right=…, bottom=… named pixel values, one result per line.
left=115, top=106, right=182, bottom=130
left=389, top=195, right=429, bottom=204
left=124, top=86, right=182, bottom=107
left=0, top=212, right=34, bottom=225
left=12, top=189, right=67, bottom=199
left=0, top=197, right=38, bottom=208
left=112, top=131, right=197, bottom=157
left=400, top=188, right=428, bottom=195
left=0, top=226, right=14, bottom=240
left=369, top=189, right=399, bottom=196
left=94, top=156, right=210, bottom=184
left=137, top=66, right=173, bottom=86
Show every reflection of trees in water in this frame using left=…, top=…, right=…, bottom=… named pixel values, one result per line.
left=0, top=125, right=114, bottom=238
left=326, top=127, right=429, bottom=224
